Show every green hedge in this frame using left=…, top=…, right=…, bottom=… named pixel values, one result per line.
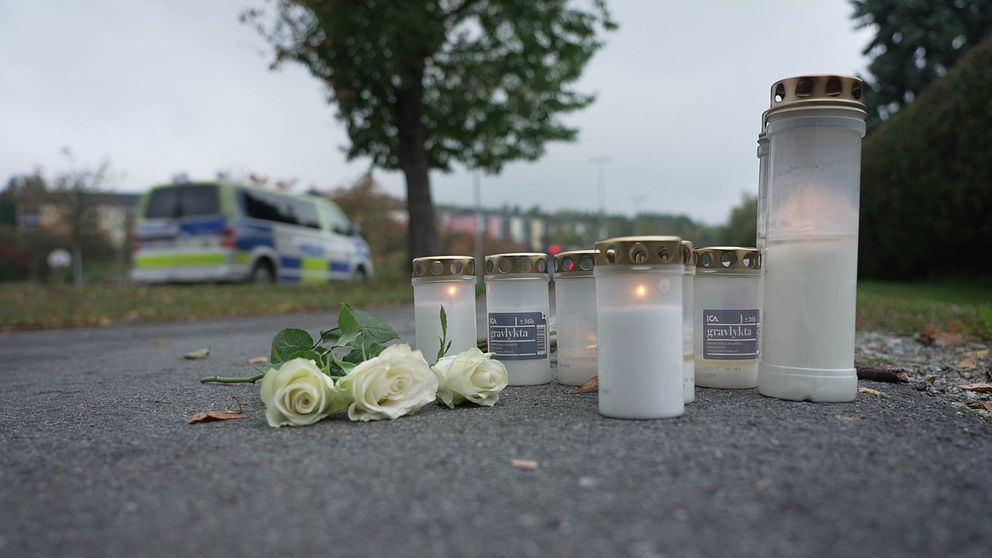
left=859, top=35, right=992, bottom=279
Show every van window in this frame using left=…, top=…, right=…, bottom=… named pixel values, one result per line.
left=323, top=202, right=352, bottom=235
left=145, top=185, right=219, bottom=219
left=239, top=188, right=321, bottom=230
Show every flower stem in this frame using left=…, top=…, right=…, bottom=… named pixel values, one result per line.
left=200, top=372, right=265, bottom=384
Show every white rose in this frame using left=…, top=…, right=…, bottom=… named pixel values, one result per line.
left=433, top=347, right=508, bottom=408
left=259, top=358, right=341, bottom=428
left=335, top=344, right=439, bottom=422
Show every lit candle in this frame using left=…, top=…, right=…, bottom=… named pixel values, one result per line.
left=554, top=250, right=599, bottom=386
left=758, top=74, right=867, bottom=402
left=693, top=247, right=762, bottom=389
left=485, top=253, right=552, bottom=385
left=595, top=236, right=684, bottom=419
left=412, top=256, right=478, bottom=362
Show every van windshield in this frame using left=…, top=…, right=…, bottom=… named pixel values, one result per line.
left=144, top=185, right=220, bottom=219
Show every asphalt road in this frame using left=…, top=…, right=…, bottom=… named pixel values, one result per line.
left=1, top=304, right=990, bottom=558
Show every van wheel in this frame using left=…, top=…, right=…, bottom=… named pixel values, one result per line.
left=353, top=266, right=368, bottom=282
left=251, top=260, right=276, bottom=284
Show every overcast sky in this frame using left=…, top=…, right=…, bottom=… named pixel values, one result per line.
left=0, top=0, right=873, bottom=224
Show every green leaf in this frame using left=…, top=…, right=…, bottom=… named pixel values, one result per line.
left=440, top=305, right=448, bottom=338
left=338, top=302, right=399, bottom=344
left=285, top=349, right=324, bottom=364
left=320, top=328, right=342, bottom=343
left=270, top=328, right=314, bottom=364
left=333, top=331, right=362, bottom=348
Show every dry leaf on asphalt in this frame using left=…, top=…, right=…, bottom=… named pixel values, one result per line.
left=183, top=347, right=211, bottom=360
left=959, top=383, right=992, bottom=394
left=570, top=376, right=599, bottom=395
left=917, top=327, right=968, bottom=347
left=858, top=386, right=883, bottom=397
left=248, top=355, right=270, bottom=365
left=512, top=459, right=539, bottom=471
left=188, top=397, right=246, bottom=424
left=955, top=350, right=990, bottom=370
left=964, top=400, right=992, bottom=412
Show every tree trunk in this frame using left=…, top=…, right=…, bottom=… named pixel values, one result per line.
left=394, top=63, right=437, bottom=260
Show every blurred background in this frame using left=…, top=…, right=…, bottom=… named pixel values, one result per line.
left=0, top=0, right=989, bottom=337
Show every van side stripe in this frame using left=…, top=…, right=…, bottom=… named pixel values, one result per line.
left=178, top=217, right=227, bottom=235
left=135, top=253, right=227, bottom=267
left=280, top=256, right=301, bottom=269
left=236, top=237, right=275, bottom=250
left=330, top=261, right=351, bottom=273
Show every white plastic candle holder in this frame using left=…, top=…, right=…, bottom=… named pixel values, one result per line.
left=412, top=256, right=478, bottom=363
left=756, top=114, right=770, bottom=252
left=594, top=236, right=684, bottom=419
left=758, top=74, right=867, bottom=403
left=553, top=250, right=598, bottom=386
left=693, top=247, right=762, bottom=389
left=485, top=253, right=552, bottom=386
left=680, top=240, right=696, bottom=403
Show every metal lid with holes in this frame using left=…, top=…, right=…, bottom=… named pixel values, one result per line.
left=768, top=75, right=866, bottom=116
left=694, top=247, right=761, bottom=273
left=681, top=240, right=697, bottom=267
left=484, top=252, right=549, bottom=278
left=411, top=256, right=476, bottom=279
left=758, top=110, right=769, bottom=140
left=554, top=250, right=597, bottom=277
left=594, top=236, right=683, bottom=267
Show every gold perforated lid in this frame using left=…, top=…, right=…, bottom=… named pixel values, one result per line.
left=768, top=75, right=866, bottom=116
left=681, top=240, right=697, bottom=267
left=594, top=236, right=683, bottom=267
left=412, top=256, right=476, bottom=279
left=484, top=252, right=549, bottom=277
left=694, top=246, right=761, bottom=272
left=553, top=250, right=597, bottom=276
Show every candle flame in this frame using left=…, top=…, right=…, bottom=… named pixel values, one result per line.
left=447, top=285, right=458, bottom=297
left=635, top=284, right=647, bottom=299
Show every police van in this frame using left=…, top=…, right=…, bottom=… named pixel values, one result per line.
left=131, top=181, right=373, bottom=283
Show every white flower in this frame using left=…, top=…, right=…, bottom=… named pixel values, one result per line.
left=433, top=347, right=508, bottom=408
left=259, top=358, right=340, bottom=428
left=335, top=344, right=439, bottom=421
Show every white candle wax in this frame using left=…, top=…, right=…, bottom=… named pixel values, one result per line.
left=598, top=305, right=684, bottom=419
left=414, top=298, right=478, bottom=362
left=758, top=234, right=858, bottom=401
left=555, top=275, right=598, bottom=386
left=486, top=277, right=552, bottom=385
left=413, top=279, right=478, bottom=363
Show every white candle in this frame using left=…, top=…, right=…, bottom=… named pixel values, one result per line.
left=485, top=253, right=552, bottom=386
left=594, top=236, right=685, bottom=420
left=758, top=75, right=866, bottom=403
left=412, top=257, right=478, bottom=363
left=598, top=305, right=684, bottom=419
left=553, top=250, right=599, bottom=386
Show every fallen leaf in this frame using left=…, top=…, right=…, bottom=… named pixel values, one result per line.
left=964, top=400, right=992, bottom=412
left=955, top=350, right=990, bottom=370
left=187, top=410, right=246, bottom=424
left=512, top=458, right=539, bottom=471
left=570, top=376, right=599, bottom=395
left=248, top=355, right=270, bottom=365
left=916, top=326, right=968, bottom=347
left=188, top=397, right=245, bottom=424
left=858, top=386, right=883, bottom=397
left=959, top=383, right=992, bottom=393
left=856, top=366, right=909, bottom=383
left=184, top=347, right=210, bottom=360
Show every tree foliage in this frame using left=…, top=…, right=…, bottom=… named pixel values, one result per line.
left=247, top=0, right=615, bottom=258
left=859, top=35, right=992, bottom=279
left=852, top=0, right=992, bottom=130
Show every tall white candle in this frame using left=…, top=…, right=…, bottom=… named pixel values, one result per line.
left=594, top=236, right=685, bottom=420
left=757, top=74, right=866, bottom=403
left=412, top=256, right=478, bottom=364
